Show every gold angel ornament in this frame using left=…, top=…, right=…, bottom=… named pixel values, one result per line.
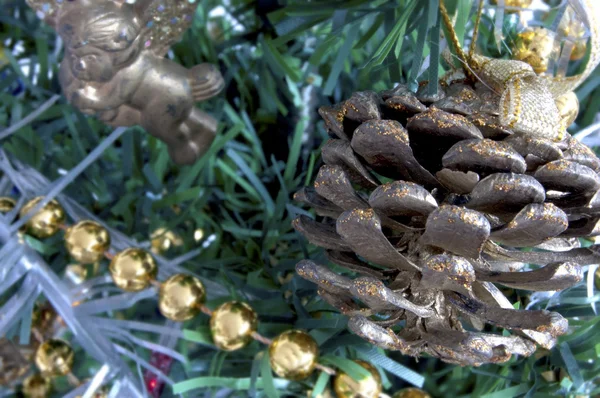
left=26, top=0, right=224, bottom=165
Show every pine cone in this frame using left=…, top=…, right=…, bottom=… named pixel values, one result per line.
left=293, top=81, right=600, bottom=366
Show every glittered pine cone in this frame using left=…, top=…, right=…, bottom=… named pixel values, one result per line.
left=293, top=81, right=600, bottom=366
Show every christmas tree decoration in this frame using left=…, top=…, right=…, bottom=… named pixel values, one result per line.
left=150, top=228, right=183, bottom=254
left=21, top=373, right=51, bottom=398
left=64, top=220, right=111, bottom=264
left=210, top=301, right=258, bottom=351
left=25, top=0, right=225, bottom=165
left=333, top=360, right=382, bottom=398
left=512, top=27, right=557, bottom=74
left=392, top=388, right=432, bottom=398
left=19, top=197, right=66, bottom=239
left=269, top=330, right=319, bottom=380
left=0, top=196, right=16, bottom=213
left=109, top=248, right=158, bottom=292
left=34, top=339, right=74, bottom=377
left=158, top=274, right=206, bottom=321
left=6, top=0, right=600, bottom=396
left=294, top=79, right=600, bottom=364
left=441, top=0, right=600, bottom=141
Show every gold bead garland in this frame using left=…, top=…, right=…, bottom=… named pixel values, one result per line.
left=158, top=273, right=206, bottom=321
left=109, top=248, right=158, bottom=292
left=13, top=196, right=421, bottom=397
left=210, top=301, right=258, bottom=351
left=333, top=360, right=382, bottom=398
left=269, top=330, right=319, bottom=380
left=64, top=220, right=111, bottom=264
left=19, top=197, right=66, bottom=239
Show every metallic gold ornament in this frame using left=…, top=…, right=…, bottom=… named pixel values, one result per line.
left=490, top=0, right=532, bottom=13
left=22, top=373, right=51, bottom=398
left=109, top=248, right=157, bottom=292
left=20, top=197, right=66, bottom=239
left=438, top=0, right=600, bottom=142
left=158, top=274, right=205, bottom=321
left=555, top=91, right=579, bottom=130
left=35, top=339, right=74, bottom=377
left=333, top=360, right=382, bottom=398
left=65, top=220, right=111, bottom=264
left=210, top=301, right=258, bottom=351
left=268, top=330, right=319, bottom=380
left=512, top=27, right=557, bottom=74
left=150, top=228, right=183, bottom=254
left=25, top=0, right=224, bottom=165
left=0, top=197, right=16, bottom=213
left=392, top=388, right=432, bottom=398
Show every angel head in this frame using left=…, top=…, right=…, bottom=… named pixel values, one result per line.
left=58, top=2, right=143, bottom=82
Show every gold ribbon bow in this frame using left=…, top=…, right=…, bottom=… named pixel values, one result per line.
left=441, top=0, right=600, bottom=141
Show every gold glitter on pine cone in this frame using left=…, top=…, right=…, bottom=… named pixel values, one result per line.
left=293, top=82, right=600, bottom=366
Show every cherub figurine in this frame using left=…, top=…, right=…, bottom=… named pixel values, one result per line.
left=26, top=0, right=224, bottom=165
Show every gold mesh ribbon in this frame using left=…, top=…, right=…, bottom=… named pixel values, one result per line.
left=443, top=0, right=600, bottom=141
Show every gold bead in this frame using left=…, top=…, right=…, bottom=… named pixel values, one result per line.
left=35, top=339, right=74, bottom=377
left=20, top=197, right=66, bottom=239
left=151, top=228, right=183, bottom=254
left=109, top=248, right=158, bottom=292
left=210, top=301, right=258, bottom=351
left=158, top=274, right=205, bottom=321
left=22, top=373, right=52, bottom=398
left=269, top=330, right=319, bottom=380
left=333, top=360, right=382, bottom=398
left=490, top=0, right=532, bottom=13
left=555, top=91, right=579, bottom=130
left=65, top=220, right=111, bottom=264
left=512, top=27, right=557, bottom=74
left=0, top=197, right=16, bottom=213
left=392, top=388, right=432, bottom=398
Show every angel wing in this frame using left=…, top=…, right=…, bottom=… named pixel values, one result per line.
left=133, top=0, right=199, bottom=57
